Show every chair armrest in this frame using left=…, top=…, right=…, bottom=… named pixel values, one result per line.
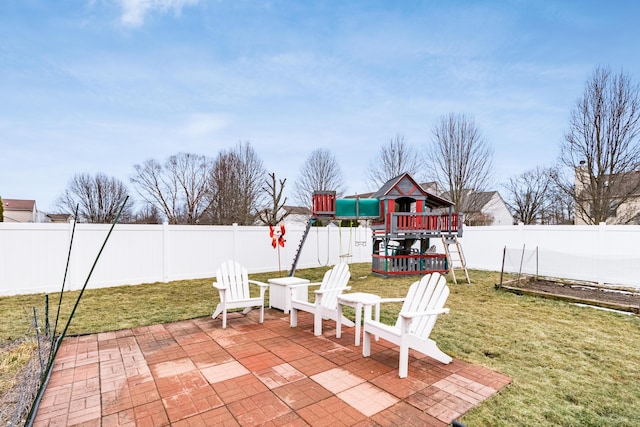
left=377, top=297, right=405, bottom=304
left=314, top=286, right=351, bottom=294
left=288, top=283, right=317, bottom=290
left=248, top=280, right=269, bottom=288
left=399, top=308, right=450, bottom=319
left=288, top=282, right=316, bottom=295
left=291, top=281, right=321, bottom=288
left=213, top=282, right=227, bottom=290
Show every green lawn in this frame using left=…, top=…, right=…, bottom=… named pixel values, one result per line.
left=1, top=263, right=639, bottom=426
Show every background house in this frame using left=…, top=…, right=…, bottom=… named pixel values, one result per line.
left=2, top=199, right=39, bottom=223
left=464, top=191, right=514, bottom=226
left=574, top=167, right=640, bottom=225
left=47, top=213, right=74, bottom=223
left=420, top=183, right=513, bottom=226
left=282, top=205, right=312, bottom=225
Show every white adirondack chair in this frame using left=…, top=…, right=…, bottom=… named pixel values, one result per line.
left=289, top=262, right=355, bottom=336
left=362, top=272, right=452, bottom=378
left=212, top=260, right=268, bottom=329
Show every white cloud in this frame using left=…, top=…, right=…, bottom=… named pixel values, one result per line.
left=181, top=113, right=230, bottom=137
left=117, top=0, right=201, bottom=27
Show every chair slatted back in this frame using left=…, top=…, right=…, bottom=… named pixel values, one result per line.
left=217, top=260, right=250, bottom=300
left=395, top=273, right=449, bottom=337
left=318, top=262, right=351, bottom=310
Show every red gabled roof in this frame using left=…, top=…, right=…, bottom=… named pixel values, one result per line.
left=3, top=199, right=36, bottom=211
left=371, top=173, right=454, bottom=209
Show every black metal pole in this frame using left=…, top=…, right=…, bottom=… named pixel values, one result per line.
left=25, top=197, right=128, bottom=427
left=52, top=204, right=79, bottom=345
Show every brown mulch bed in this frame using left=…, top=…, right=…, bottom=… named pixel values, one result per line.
left=497, top=277, right=640, bottom=314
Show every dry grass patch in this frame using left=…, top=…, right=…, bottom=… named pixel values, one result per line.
left=0, top=338, right=42, bottom=425
left=0, top=339, right=37, bottom=396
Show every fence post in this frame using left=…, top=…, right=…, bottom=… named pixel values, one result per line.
left=162, top=222, right=169, bottom=283
left=518, top=222, right=525, bottom=248
left=597, top=222, right=606, bottom=285
left=69, top=219, right=78, bottom=290
left=232, top=223, right=239, bottom=262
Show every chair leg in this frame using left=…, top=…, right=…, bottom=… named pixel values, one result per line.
left=313, top=310, right=322, bottom=336
left=423, top=340, right=453, bottom=364
left=399, top=340, right=409, bottom=378
left=362, top=330, right=371, bottom=357
left=354, top=302, right=362, bottom=346
left=259, top=305, right=264, bottom=324
left=290, top=308, right=298, bottom=327
left=222, top=310, right=227, bottom=329
left=212, top=304, right=222, bottom=320
left=336, top=303, right=342, bottom=339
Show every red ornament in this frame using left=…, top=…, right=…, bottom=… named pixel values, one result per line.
left=269, top=224, right=286, bottom=248
left=278, top=224, right=286, bottom=247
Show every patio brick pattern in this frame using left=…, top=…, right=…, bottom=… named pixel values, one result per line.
left=33, top=309, right=511, bottom=426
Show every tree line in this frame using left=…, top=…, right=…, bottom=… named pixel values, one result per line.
left=54, top=66, right=640, bottom=226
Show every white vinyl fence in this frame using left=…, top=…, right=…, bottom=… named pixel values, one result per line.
left=436, top=223, right=640, bottom=290
left=2, top=222, right=639, bottom=296
left=0, top=222, right=372, bottom=296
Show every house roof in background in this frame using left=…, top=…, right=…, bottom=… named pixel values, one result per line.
left=47, top=213, right=74, bottom=222
left=467, top=191, right=500, bottom=212
left=283, top=205, right=311, bottom=216
left=3, top=199, right=36, bottom=211
left=438, top=190, right=501, bottom=213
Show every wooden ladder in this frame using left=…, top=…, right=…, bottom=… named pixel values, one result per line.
left=288, top=217, right=315, bottom=277
left=442, top=235, right=470, bottom=284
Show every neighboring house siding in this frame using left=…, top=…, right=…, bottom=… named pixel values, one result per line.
left=283, top=206, right=312, bottom=225
left=286, top=213, right=312, bottom=225
left=574, top=166, right=640, bottom=225
left=616, top=198, right=640, bottom=223
left=576, top=197, right=640, bottom=225
left=482, top=193, right=514, bottom=226
left=454, top=191, right=514, bottom=226
left=2, top=199, right=37, bottom=223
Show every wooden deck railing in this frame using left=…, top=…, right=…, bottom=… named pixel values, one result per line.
left=372, top=253, right=448, bottom=276
left=372, top=213, right=462, bottom=236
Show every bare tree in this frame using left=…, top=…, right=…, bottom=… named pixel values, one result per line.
left=366, top=134, right=422, bottom=189
left=544, top=178, right=575, bottom=225
left=130, top=152, right=212, bottom=224
left=207, top=150, right=239, bottom=225
left=235, top=141, right=267, bottom=224
left=426, top=113, right=494, bottom=215
left=294, top=148, right=346, bottom=207
left=503, top=167, right=552, bottom=224
left=207, top=141, right=267, bottom=225
left=557, top=66, right=640, bottom=224
left=130, top=203, right=163, bottom=224
left=56, top=173, right=131, bottom=223
left=258, top=172, right=290, bottom=225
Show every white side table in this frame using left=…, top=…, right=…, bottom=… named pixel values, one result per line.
left=337, top=292, right=381, bottom=346
left=268, top=277, right=310, bottom=313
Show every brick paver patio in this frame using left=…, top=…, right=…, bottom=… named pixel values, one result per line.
left=33, top=309, right=511, bottom=426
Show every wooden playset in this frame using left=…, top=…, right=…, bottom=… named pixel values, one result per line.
left=290, top=173, right=468, bottom=281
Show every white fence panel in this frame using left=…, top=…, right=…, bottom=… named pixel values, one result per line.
left=3, top=221, right=640, bottom=296
left=462, top=224, right=640, bottom=289
left=0, top=222, right=374, bottom=296
left=0, top=223, right=72, bottom=295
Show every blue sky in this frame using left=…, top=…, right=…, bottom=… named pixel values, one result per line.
left=2, top=0, right=640, bottom=212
